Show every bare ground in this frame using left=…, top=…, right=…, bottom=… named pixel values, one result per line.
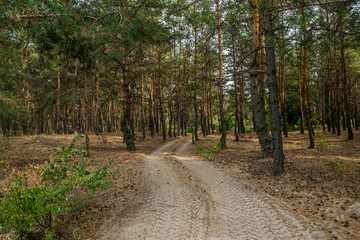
left=0, top=130, right=359, bottom=239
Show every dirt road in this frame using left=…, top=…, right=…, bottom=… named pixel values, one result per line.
left=98, top=139, right=324, bottom=239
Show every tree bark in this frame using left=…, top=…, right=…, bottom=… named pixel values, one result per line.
left=263, top=0, right=285, bottom=175
left=301, top=4, right=315, bottom=149
left=122, top=61, right=136, bottom=150
left=249, top=0, right=272, bottom=157
left=341, top=34, right=353, bottom=140
left=193, top=2, right=199, bottom=141
left=298, top=47, right=305, bottom=134
left=156, top=41, right=166, bottom=141
left=149, top=45, right=155, bottom=138
left=232, top=32, right=239, bottom=142
left=141, top=47, right=146, bottom=139
left=217, top=0, right=227, bottom=149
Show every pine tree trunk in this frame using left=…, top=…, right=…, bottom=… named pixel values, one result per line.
left=201, top=35, right=206, bottom=137
left=249, top=0, right=272, bottom=157
left=334, top=46, right=341, bottom=136
left=57, top=55, right=63, bottom=134
left=193, top=2, right=199, bottom=141
left=122, top=61, right=136, bottom=150
left=279, top=22, right=288, bottom=137
left=183, top=40, right=188, bottom=136
left=173, top=40, right=178, bottom=137
left=326, top=36, right=333, bottom=132
left=63, top=70, right=69, bottom=134
left=297, top=41, right=305, bottom=134
left=240, top=65, right=245, bottom=134
left=341, top=36, right=353, bottom=140
left=355, top=79, right=360, bottom=130
left=217, top=0, right=227, bottom=149
left=263, top=0, right=285, bottom=175
left=156, top=42, right=166, bottom=141
left=149, top=46, right=155, bottom=138
left=301, top=4, right=315, bottom=149
left=95, top=58, right=101, bottom=133
left=326, top=11, right=336, bottom=134
left=141, top=47, right=146, bottom=139
left=84, top=69, right=89, bottom=133
left=232, top=33, right=239, bottom=142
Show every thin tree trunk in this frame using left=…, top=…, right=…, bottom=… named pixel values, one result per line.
left=240, top=65, right=245, bottom=134
left=149, top=45, right=155, bottom=138
left=84, top=69, right=89, bottom=133
left=177, top=39, right=182, bottom=137
left=141, top=47, right=146, bottom=139
left=63, top=70, right=68, bottom=134
left=201, top=34, right=206, bottom=137
left=95, top=58, right=101, bottom=133
left=341, top=35, right=353, bottom=140
left=193, top=2, right=199, bottom=141
left=327, top=32, right=333, bottom=133
left=57, top=55, right=63, bottom=134
left=122, top=61, right=136, bottom=150
left=232, top=33, right=239, bottom=142
left=279, top=21, right=288, bottom=137
left=183, top=39, right=188, bottom=136
left=355, top=79, right=360, bottom=130
left=334, top=46, right=341, bottom=136
left=301, top=4, right=314, bottom=149
left=156, top=41, right=166, bottom=141
left=217, top=0, right=227, bottom=149
left=297, top=39, right=305, bottom=134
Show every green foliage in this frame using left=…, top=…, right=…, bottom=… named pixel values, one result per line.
left=335, top=163, right=349, bottom=175
left=44, top=229, right=57, bottom=240
left=225, top=115, right=235, bottom=130
left=0, top=134, right=113, bottom=238
left=0, top=92, right=27, bottom=135
left=314, top=132, right=327, bottom=150
left=195, top=138, right=224, bottom=157
left=187, top=127, right=193, bottom=133
left=312, top=114, right=322, bottom=130
left=0, top=147, right=5, bottom=164
left=195, top=145, right=211, bottom=157
left=212, top=141, right=222, bottom=153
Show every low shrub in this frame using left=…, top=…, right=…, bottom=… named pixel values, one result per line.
left=0, top=134, right=114, bottom=239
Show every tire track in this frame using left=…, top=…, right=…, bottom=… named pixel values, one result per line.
left=175, top=140, right=324, bottom=240
left=98, top=139, right=324, bottom=239
left=98, top=139, right=208, bottom=240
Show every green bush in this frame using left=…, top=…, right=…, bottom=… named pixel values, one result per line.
left=335, top=163, right=349, bottom=175
left=225, top=115, right=235, bottom=130
left=212, top=142, right=222, bottom=153
left=0, top=134, right=114, bottom=239
left=195, top=145, right=212, bottom=157
left=314, top=132, right=327, bottom=149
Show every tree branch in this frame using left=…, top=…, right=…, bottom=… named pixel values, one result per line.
left=18, top=11, right=123, bottom=23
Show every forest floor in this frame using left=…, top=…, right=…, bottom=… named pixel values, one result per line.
left=0, top=131, right=359, bottom=239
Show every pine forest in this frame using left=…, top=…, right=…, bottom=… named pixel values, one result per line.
left=1, top=0, right=360, bottom=239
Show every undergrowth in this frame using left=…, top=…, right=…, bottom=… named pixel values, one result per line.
left=314, top=132, right=327, bottom=150
left=195, top=139, right=223, bottom=157
left=0, top=134, right=114, bottom=239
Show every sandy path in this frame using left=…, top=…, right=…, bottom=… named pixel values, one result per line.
left=98, top=139, right=324, bottom=240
